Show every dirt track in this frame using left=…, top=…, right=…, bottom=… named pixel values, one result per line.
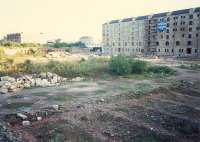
left=0, top=61, right=200, bottom=142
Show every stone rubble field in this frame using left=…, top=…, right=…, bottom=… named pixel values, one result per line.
left=0, top=59, right=200, bottom=142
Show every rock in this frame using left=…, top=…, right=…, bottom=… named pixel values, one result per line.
left=35, top=78, right=50, bottom=87
left=0, top=88, right=8, bottom=94
left=1, top=76, right=15, bottom=82
left=100, top=98, right=105, bottom=103
left=23, top=75, right=32, bottom=81
left=17, top=113, right=27, bottom=120
left=23, top=83, right=31, bottom=88
left=72, top=77, right=83, bottom=82
left=50, top=76, right=58, bottom=84
left=37, top=117, right=42, bottom=121
left=52, top=105, right=59, bottom=110
left=8, top=84, right=18, bottom=92
left=39, top=73, right=47, bottom=79
left=0, top=81, right=11, bottom=88
left=22, top=121, right=30, bottom=126
left=47, top=72, right=54, bottom=78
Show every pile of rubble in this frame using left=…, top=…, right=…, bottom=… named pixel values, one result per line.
left=0, top=72, right=67, bottom=94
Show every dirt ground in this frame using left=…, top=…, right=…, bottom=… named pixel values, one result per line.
left=0, top=59, right=200, bottom=142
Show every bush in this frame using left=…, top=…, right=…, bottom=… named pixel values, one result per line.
left=147, top=66, right=175, bottom=75
left=0, top=49, right=5, bottom=59
left=130, top=60, right=147, bottom=74
left=109, top=55, right=132, bottom=75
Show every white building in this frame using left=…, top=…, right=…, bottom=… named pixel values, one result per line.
left=103, top=7, right=200, bottom=57
left=79, top=36, right=94, bottom=48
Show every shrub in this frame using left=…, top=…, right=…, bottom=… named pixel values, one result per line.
left=109, top=55, right=132, bottom=75
left=130, top=60, right=147, bottom=74
left=0, top=49, right=5, bottom=59
left=147, top=66, right=175, bottom=75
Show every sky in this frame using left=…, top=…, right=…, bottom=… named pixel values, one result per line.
left=0, top=0, right=200, bottom=43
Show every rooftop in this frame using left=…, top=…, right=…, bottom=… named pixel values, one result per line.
left=109, top=20, right=119, bottom=24
left=152, top=12, right=168, bottom=18
left=195, top=7, right=200, bottom=13
left=121, top=18, right=133, bottom=22
left=171, top=9, right=190, bottom=16
left=135, top=15, right=149, bottom=20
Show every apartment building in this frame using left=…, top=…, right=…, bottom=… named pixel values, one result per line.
left=5, top=33, right=22, bottom=43
left=102, top=7, right=200, bottom=57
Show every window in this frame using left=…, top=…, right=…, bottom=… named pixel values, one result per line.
left=196, top=34, right=199, bottom=37
left=167, top=23, right=170, bottom=27
left=118, top=48, right=121, bottom=52
left=176, top=41, right=180, bottom=46
left=173, top=28, right=177, bottom=31
left=189, top=21, right=193, bottom=25
left=197, top=27, right=200, bottom=31
left=188, top=34, right=192, bottom=39
left=166, top=35, right=169, bottom=39
left=158, top=49, right=160, bottom=52
left=166, top=29, right=169, bottom=33
left=181, top=16, right=185, bottom=19
left=173, top=22, right=178, bottom=26
left=132, top=42, right=134, bottom=46
left=118, top=42, right=121, bottom=46
left=166, top=41, right=169, bottom=46
left=189, top=15, right=193, bottom=19
left=189, top=27, right=192, bottom=32
left=180, top=28, right=185, bottom=31
left=160, top=35, right=163, bottom=39
left=167, top=17, right=170, bottom=21
left=195, top=49, right=198, bottom=53
left=187, top=48, right=192, bottom=54
left=182, top=34, right=185, bottom=38
left=156, top=42, right=159, bottom=46
left=173, top=16, right=178, bottom=20
left=188, top=41, right=192, bottom=46
left=125, top=42, right=127, bottom=46
left=172, top=49, right=174, bottom=53
left=172, top=35, right=175, bottom=38
left=181, top=21, right=185, bottom=25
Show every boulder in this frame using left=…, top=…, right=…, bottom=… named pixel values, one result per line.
left=72, top=77, right=83, bottom=82
left=22, top=121, right=30, bottom=126
left=37, top=117, right=42, bottom=121
left=39, top=72, right=47, bottom=79
left=47, top=72, right=54, bottom=78
left=35, top=78, right=51, bottom=87
left=0, top=76, right=15, bottom=82
left=50, top=76, right=58, bottom=84
left=23, top=83, right=31, bottom=88
left=17, top=113, right=27, bottom=120
left=0, top=88, right=8, bottom=94
left=8, top=84, right=18, bottom=92
left=52, top=105, right=59, bottom=110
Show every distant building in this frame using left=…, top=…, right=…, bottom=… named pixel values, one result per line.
left=5, top=33, right=22, bottom=43
left=2, top=32, right=46, bottom=43
left=103, top=7, right=200, bottom=57
left=79, top=36, right=94, bottom=48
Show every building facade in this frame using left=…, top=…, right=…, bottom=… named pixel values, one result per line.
left=79, top=36, right=94, bottom=48
left=5, top=33, right=22, bottom=43
left=102, top=7, right=200, bottom=57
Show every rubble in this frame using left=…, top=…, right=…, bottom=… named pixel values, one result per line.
left=0, top=72, right=67, bottom=94
left=17, top=113, right=27, bottom=120
left=22, top=121, right=30, bottom=126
